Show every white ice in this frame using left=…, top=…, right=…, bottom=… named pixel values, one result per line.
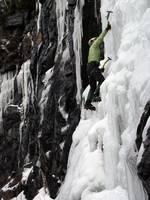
left=55, top=0, right=67, bottom=54
left=39, top=67, right=53, bottom=125
left=73, top=0, right=84, bottom=104
left=33, top=188, right=52, bottom=200
left=37, top=1, right=42, bottom=32
left=21, top=167, right=33, bottom=184
left=12, top=192, right=26, bottom=200
left=17, top=60, right=34, bottom=117
left=0, top=71, right=15, bottom=134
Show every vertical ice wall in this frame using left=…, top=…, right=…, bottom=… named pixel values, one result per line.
left=101, top=0, right=150, bottom=199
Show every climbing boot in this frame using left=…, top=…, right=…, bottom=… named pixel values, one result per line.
left=84, top=102, right=96, bottom=111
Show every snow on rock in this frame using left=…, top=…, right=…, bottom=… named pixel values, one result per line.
left=12, top=188, right=52, bottom=200
left=33, top=188, right=52, bottom=200
left=56, top=117, right=105, bottom=200
left=12, top=192, right=26, bottom=200
left=82, top=186, right=128, bottom=200
left=21, top=167, right=33, bottom=184
left=57, top=0, right=150, bottom=200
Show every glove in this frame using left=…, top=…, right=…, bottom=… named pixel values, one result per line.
left=100, top=67, right=105, bottom=73
left=106, top=22, right=111, bottom=31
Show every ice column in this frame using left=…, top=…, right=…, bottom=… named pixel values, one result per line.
left=73, top=0, right=85, bottom=104
left=56, top=0, right=67, bottom=54
left=37, top=0, right=42, bottom=32
left=0, top=72, right=15, bottom=133
left=17, top=60, right=34, bottom=117
left=101, top=0, right=150, bottom=199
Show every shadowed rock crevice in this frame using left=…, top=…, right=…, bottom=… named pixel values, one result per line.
left=81, top=0, right=103, bottom=90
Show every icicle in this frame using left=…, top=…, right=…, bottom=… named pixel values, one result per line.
left=39, top=67, right=54, bottom=125
left=55, top=0, right=67, bottom=53
left=17, top=60, right=35, bottom=167
left=37, top=0, right=42, bottom=32
left=0, top=71, right=16, bottom=150
left=58, top=95, right=68, bottom=121
left=73, top=0, right=85, bottom=104
left=0, top=72, right=15, bottom=110
left=17, top=60, right=34, bottom=120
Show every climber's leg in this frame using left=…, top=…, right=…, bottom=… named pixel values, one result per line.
left=93, top=68, right=105, bottom=102
left=85, top=73, right=96, bottom=111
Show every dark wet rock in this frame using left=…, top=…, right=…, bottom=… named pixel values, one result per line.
left=5, top=12, right=24, bottom=27
left=6, top=36, right=19, bottom=51
left=0, top=125, right=20, bottom=188
left=3, top=104, right=21, bottom=129
left=21, top=34, right=32, bottom=62
left=23, top=166, right=42, bottom=200
left=1, top=174, right=22, bottom=200
left=37, top=0, right=57, bottom=75
left=0, top=0, right=36, bottom=73
left=0, top=0, right=104, bottom=199
left=0, top=0, right=36, bottom=193
left=1, top=51, right=19, bottom=73
left=0, top=104, right=21, bottom=188
left=136, top=100, right=150, bottom=199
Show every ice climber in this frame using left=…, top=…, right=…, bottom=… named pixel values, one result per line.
left=84, top=22, right=111, bottom=111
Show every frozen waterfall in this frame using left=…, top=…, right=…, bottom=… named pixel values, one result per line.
left=56, top=0, right=150, bottom=200
left=10, top=0, right=150, bottom=199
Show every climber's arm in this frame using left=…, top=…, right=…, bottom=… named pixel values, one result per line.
left=92, top=22, right=111, bottom=47
left=92, top=29, right=108, bottom=47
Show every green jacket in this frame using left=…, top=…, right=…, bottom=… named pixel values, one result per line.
left=88, top=28, right=108, bottom=63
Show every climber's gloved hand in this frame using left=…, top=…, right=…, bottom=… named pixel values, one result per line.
left=106, top=22, right=111, bottom=31
left=100, top=67, right=105, bottom=73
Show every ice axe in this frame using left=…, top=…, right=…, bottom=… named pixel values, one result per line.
left=100, top=57, right=112, bottom=72
left=107, top=56, right=112, bottom=61
left=106, top=11, right=113, bottom=20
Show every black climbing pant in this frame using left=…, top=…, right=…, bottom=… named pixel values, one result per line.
left=86, top=61, right=105, bottom=104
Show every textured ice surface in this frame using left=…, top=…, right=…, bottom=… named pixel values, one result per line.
left=73, top=0, right=85, bottom=104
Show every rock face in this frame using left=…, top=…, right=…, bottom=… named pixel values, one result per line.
left=0, top=0, right=102, bottom=199
left=135, top=100, right=150, bottom=199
